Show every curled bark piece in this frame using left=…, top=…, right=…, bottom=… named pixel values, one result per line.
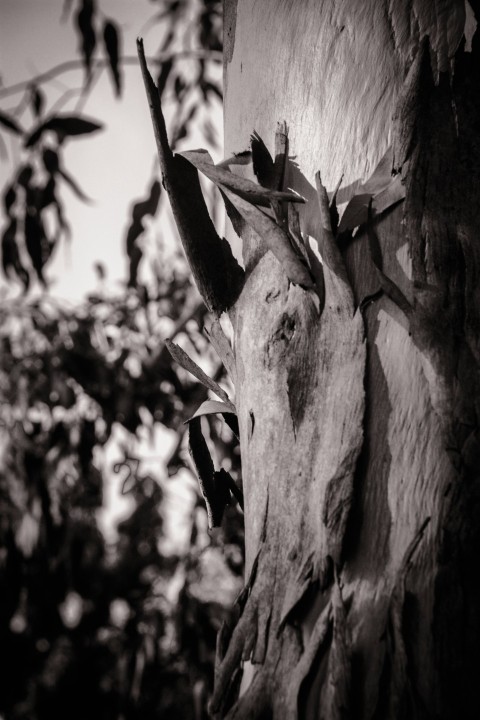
left=179, top=148, right=305, bottom=207
left=315, top=172, right=354, bottom=309
left=222, top=186, right=314, bottom=288
left=205, top=319, right=237, bottom=384
left=286, top=601, right=332, bottom=717
left=366, top=203, right=414, bottom=318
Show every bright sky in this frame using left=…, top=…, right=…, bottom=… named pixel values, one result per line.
left=0, top=0, right=220, bottom=301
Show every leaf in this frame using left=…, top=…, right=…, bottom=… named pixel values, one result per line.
left=189, top=417, right=230, bottom=529
left=185, top=399, right=239, bottom=439
left=3, top=185, right=17, bottom=214
left=25, top=115, right=103, bottom=147
left=103, top=19, right=121, bottom=97
left=42, top=147, right=92, bottom=202
left=165, top=338, right=236, bottom=411
left=125, top=180, right=161, bottom=287
left=76, top=0, right=97, bottom=84
left=178, top=149, right=305, bottom=207
left=0, top=110, right=24, bottom=136
left=156, top=59, right=173, bottom=97
left=58, top=168, right=92, bottom=203
left=221, top=187, right=314, bottom=288
left=42, top=148, right=60, bottom=175
left=30, top=85, right=45, bottom=117
left=2, top=218, right=30, bottom=289
left=132, top=180, right=161, bottom=221
left=24, top=211, right=50, bottom=285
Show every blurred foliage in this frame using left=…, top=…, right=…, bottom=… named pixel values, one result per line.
left=0, top=1, right=245, bottom=718
left=0, top=0, right=223, bottom=292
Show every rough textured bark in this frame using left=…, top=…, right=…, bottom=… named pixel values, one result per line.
left=212, top=1, right=480, bottom=718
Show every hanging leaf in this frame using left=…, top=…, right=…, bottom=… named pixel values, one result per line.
left=165, top=338, right=236, bottom=411
left=58, top=168, right=92, bottom=203
left=17, top=165, right=33, bottom=187
left=40, top=177, right=67, bottom=234
left=42, top=148, right=60, bottom=175
left=103, top=19, right=122, bottom=97
left=179, top=149, right=305, bottom=207
left=157, top=59, right=173, bottom=97
left=125, top=180, right=161, bottom=287
left=1, top=218, right=30, bottom=289
left=3, top=185, right=17, bottom=214
left=75, top=0, right=97, bottom=84
left=185, top=399, right=239, bottom=438
left=24, top=211, right=51, bottom=286
left=42, top=147, right=92, bottom=202
left=0, top=110, right=24, bottom=136
left=132, top=180, right=161, bottom=221
left=25, top=115, right=103, bottom=147
left=30, top=85, right=45, bottom=117
left=221, top=186, right=314, bottom=289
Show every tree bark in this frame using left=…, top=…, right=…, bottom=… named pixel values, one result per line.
left=211, top=1, right=480, bottom=718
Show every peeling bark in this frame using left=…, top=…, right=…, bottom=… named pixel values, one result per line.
left=217, top=1, right=480, bottom=718
left=142, top=1, right=480, bottom=717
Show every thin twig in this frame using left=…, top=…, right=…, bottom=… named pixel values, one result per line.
left=0, top=50, right=222, bottom=100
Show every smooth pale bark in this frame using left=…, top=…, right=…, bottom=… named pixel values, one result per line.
left=210, top=1, right=480, bottom=718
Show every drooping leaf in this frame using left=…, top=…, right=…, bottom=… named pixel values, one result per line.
left=30, top=85, right=45, bottom=117
left=1, top=217, right=30, bottom=289
left=58, top=168, right=92, bottom=203
left=42, top=147, right=92, bottom=202
left=125, top=180, right=161, bottom=287
left=38, top=177, right=71, bottom=240
left=75, top=0, right=97, bottom=84
left=3, top=185, right=17, bottom=214
left=25, top=115, right=103, bottom=147
left=0, top=110, right=24, bottom=136
left=165, top=338, right=236, bottom=411
left=42, top=148, right=60, bottom=175
left=103, top=19, right=122, bottom=97
left=221, top=187, right=314, bottom=288
left=17, top=165, right=33, bottom=187
left=132, top=180, right=161, bottom=221
left=179, top=148, right=305, bottom=207
left=24, top=211, right=51, bottom=285
left=185, top=399, right=239, bottom=438
left=157, top=59, right=173, bottom=97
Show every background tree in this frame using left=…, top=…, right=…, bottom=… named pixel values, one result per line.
left=137, top=0, right=480, bottom=718
left=0, top=2, right=245, bottom=718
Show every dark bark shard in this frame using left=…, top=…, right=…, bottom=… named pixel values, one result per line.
left=137, top=38, right=244, bottom=315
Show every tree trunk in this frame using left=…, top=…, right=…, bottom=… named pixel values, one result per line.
left=211, top=1, right=480, bottom=718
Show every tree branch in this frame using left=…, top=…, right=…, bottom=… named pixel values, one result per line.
left=0, top=50, right=222, bottom=100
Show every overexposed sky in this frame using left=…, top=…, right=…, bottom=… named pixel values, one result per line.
left=0, top=0, right=222, bottom=300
